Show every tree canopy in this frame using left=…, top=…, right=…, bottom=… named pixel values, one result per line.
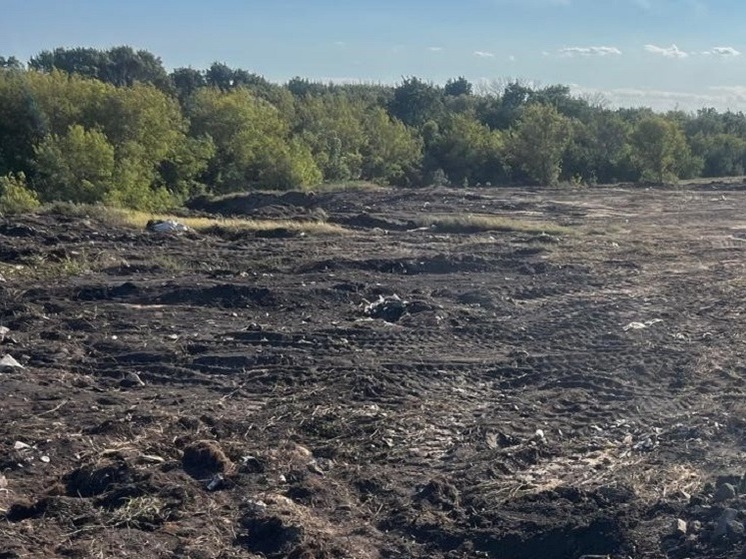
left=0, top=45, right=744, bottom=210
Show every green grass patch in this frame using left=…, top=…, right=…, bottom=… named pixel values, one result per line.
left=416, top=214, right=573, bottom=235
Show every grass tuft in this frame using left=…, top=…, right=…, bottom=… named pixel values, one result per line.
left=109, top=496, right=170, bottom=529
left=415, top=214, right=572, bottom=235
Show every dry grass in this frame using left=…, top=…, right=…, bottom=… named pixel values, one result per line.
left=311, top=180, right=388, bottom=193
left=415, top=213, right=573, bottom=235
left=120, top=210, right=347, bottom=235
left=42, top=202, right=348, bottom=235
left=109, top=496, right=170, bottom=529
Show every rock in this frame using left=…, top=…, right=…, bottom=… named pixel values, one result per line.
left=727, top=520, right=745, bottom=539
left=714, top=508, right=739, bottom=538
left=672, top=518, right=687, bottom=537
left=364, top=295, right=407, bottom=323
left=714, top=482, right=737, bottom=502
left=689, top=493, right=706, bottom=506
left=0, top=355, right=24, bottom=371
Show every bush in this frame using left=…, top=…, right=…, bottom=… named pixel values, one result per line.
left=0, top=172, right=41, bottom=214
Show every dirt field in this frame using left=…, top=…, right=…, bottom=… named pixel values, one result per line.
left=1, top=186, right=746, bottom=559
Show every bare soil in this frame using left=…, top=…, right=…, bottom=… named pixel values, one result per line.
left=1, top=186, right=746, bottom=558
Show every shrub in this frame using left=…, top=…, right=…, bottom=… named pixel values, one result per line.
left=0, top=172, right=41, bottom=214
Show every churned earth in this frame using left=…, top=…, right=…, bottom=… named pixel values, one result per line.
left=1, top=185, right=746, bottom=558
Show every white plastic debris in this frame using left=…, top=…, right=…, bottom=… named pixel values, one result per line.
left=13, top=441, right=32, bottom=451
left=40, top=455, right=50, bottom=463
left=0, top=355, right=24, bottom=371
left=146, top=219, right=189, bottom=233
left=623, top=319, right=663, bottom=332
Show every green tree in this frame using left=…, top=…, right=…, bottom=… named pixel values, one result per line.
left=507, top=103, right=572, bottom=186
left=29, top=46, right=171, bottom=91
left=690, top=132, right=746, bottom=177
left=0, top=56, right=22, bottom=70
left=630, top=116, right=698, bottom=183
left=361, top=108, right=423, bottom=185
left=388, top=77, right=444, bottom=128
left=293, top=94, right=366, bottom=181
left=444, top=77, right=472, bottom=97
left=0, top=70, right=48, bottom=176
left=171, top=67, right=206, bottom=103
left=425, top=113, right=505, bottom=186
left=189, top=87, right=320, bottom=190
left=34, top=125, right=115, bottom=203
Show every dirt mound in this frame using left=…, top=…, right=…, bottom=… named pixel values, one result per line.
left=188, top=190, right=318, bottom=217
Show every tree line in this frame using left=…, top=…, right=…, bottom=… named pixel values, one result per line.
left=0, top=46, right=744, bottom=210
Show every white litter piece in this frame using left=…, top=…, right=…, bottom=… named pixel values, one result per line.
left=13, top=441, right=32, bottom=451
left=146, top=219, right=189, bottom=233
left=0, top=355, right=24, bottom=371
left=623, top=319, right=663, bottom=332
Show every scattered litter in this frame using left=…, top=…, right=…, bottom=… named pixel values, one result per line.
left=0, top=355, right=24, bottom=371
left=40, top=455, right=50, bottom=463
left=0, top=326, right=9, bottom=343
left=146, top=219, right=189, bottom=233
left=13, top=441, right=32, bottom=451
left=673, top=518, right=687, bottom=537
left=206, top=473, right=226, bottom=491
left=140, top=454, right=166, bottom=464
left=0, top=475, right=7, bottom=491
left=623, top=319, right=663, bottom=332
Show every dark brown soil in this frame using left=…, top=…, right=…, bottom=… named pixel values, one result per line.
left=2, top=186, right=746, bottom=558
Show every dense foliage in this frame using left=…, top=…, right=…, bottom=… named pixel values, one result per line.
left=1, top=46, right=745, bottom=209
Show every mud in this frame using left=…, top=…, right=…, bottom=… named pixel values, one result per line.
left=1, top=186, right=746, bottom=558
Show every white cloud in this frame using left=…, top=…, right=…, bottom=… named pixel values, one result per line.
left=571, top=84, right=746, bottom=112
left=333, top=41, right=346, bottom=47
left=428, top=46, right=443, bottom=52
left=644, top=44, right=689, bottom=58
left=703, top=46, right=741, bottom=57
left=558, top=46, right=622, bottom=57
left=473, top=51, right=495, bottom=58
left=508, top=55, right=516, bottom=62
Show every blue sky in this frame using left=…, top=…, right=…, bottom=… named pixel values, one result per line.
left=2, top=0, right=746, bottom=111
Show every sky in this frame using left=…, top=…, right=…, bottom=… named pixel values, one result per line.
left=3, top=0, right=746, bottom=112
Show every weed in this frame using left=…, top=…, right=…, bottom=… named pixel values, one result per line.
left=109, top=496, right=169, bottom=529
